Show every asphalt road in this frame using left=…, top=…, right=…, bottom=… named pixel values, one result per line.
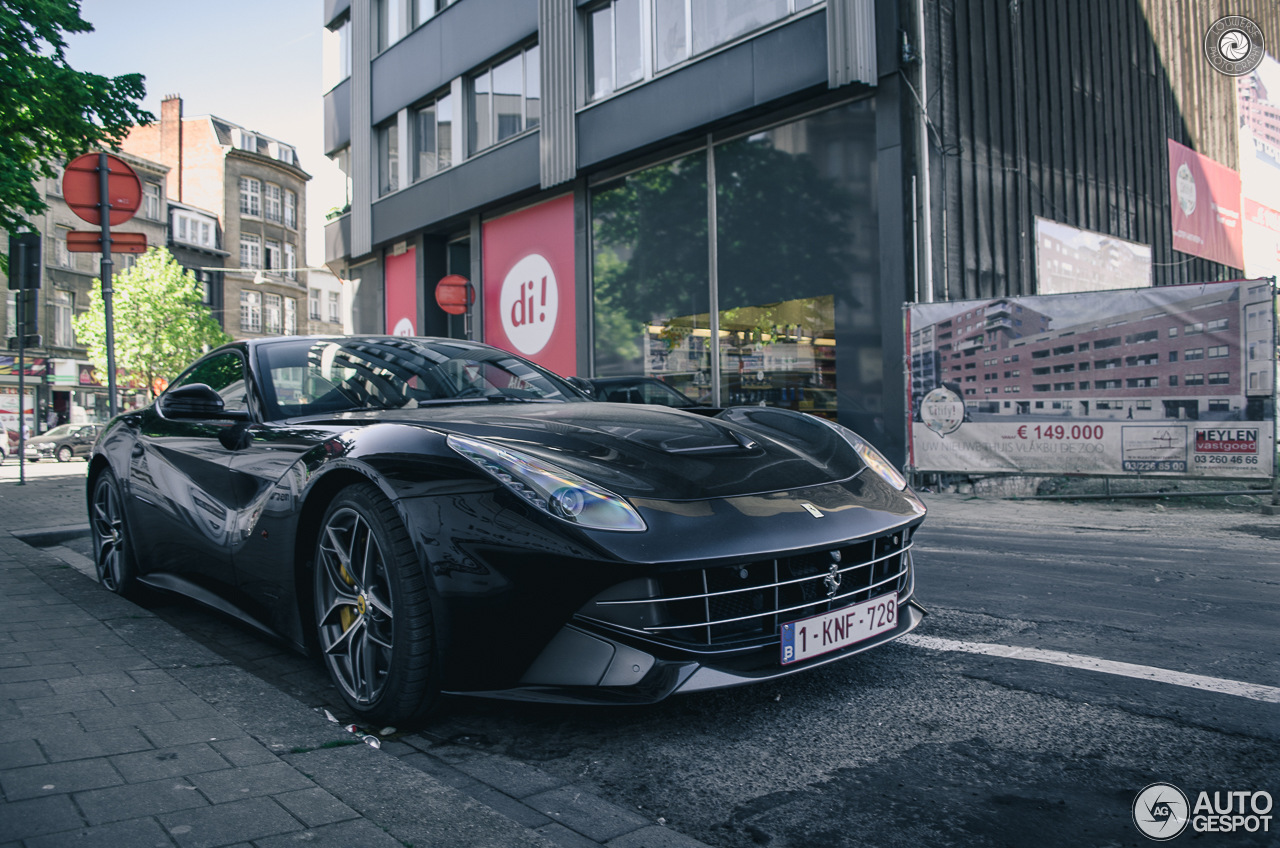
left=43, top=485, right=1280, bottom=847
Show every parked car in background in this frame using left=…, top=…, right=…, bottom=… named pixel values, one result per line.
left=24, top=423, right=103, bottom=462
left=587, top=376, right=703, bottom=409
left=0, top=430, right=16, bottom=464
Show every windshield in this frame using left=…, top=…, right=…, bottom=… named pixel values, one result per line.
left=256, top=337, right=584, bottom=419
left=40, top=425, right=75, bottom=438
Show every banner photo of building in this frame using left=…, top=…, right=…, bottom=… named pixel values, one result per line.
left=1237, top=51, right=1280, bottom=280
left=906, top=279, right=1277, bottom=478
left=1035, top=218, right=1153, bottom=294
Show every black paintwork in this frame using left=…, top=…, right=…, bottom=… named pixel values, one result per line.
left=88, top=336, right=924, bottom=702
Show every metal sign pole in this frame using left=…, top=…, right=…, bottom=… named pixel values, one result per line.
left=98, top=152, right=117, bottom=419
left=16, top=239, right=27, bottom=487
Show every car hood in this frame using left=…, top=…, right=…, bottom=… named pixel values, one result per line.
left=329, top=402, right=866, bottom=500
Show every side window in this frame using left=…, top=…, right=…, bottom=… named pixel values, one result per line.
left=169, top=353, right=250, bottom=414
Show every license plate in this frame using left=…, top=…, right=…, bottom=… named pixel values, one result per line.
left=780, top=594, right=898, bottom=665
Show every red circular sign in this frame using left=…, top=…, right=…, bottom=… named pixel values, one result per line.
left=62, top=153, right=143, bottom=226
left=435, top=274, right=474, bottom=315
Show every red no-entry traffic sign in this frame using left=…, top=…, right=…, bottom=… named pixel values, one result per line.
left=62, top=153, right=142, bottom=226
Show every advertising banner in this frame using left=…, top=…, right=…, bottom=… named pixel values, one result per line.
left=1167, top=139, right=1244, bottom=269
left=1035, top=218, right=1152, bottom=293
left=1237, top=52, right=1280, bottom=279
left=482, top=194, right=576, bottom=376
left=906, top=280, right=1276, bottom=478
left=384, top=247, right=418, bottom=336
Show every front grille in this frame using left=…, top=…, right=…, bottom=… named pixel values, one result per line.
left=583, top=527, right=915, bottom=649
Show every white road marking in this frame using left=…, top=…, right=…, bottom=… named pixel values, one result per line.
left=900, top=633, right=1280, bottom=704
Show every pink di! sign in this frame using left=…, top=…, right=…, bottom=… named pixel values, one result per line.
left=1167, top=139, right=1244, bottom=269
left=482, top=194, right=576, bottom=375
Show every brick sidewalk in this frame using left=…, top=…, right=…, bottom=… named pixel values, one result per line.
left=0, top=472, right=708, bottom=848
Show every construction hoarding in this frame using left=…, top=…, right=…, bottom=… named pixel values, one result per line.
left=906, top=280, right=1276, bottom=478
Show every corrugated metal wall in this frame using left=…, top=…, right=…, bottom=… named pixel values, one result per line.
left=917, top=0, right=1280, bottom=301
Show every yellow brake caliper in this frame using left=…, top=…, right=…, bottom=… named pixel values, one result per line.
left=338, top=564, right=358, bottom=631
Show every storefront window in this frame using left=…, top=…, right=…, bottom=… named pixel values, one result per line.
left=589, top=100, right=883, bottom=439
left=591, top=152, right=711, bottom=402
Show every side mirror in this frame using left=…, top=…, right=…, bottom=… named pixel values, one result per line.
left=565, top=376, right=596, bottom=399
left=159, top=383, right=249, bottom=421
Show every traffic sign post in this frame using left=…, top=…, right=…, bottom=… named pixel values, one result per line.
left=62, top=153, right=143, bottom=419
left=7, top=232, right=40, bottom=487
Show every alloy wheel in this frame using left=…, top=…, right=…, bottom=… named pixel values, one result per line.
left=91, top=475, right=127, bottom=592
left=315, top=506, right=395, bottom=706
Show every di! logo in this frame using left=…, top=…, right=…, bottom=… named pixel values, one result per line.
left=1133, top=783, right=1190, bottom=841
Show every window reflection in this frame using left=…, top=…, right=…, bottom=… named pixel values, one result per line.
left=591, top=152, right=711, bottom=403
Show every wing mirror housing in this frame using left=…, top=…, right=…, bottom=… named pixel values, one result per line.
left=159, top=383, right=250, bottom=421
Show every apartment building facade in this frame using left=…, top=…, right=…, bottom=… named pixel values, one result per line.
left=322, top=0, right=1275, bottom=463
left=123, top=96, right=312, bottom=340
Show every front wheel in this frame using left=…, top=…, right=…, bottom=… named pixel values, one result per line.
left=56, top=446, right=72, bottom=462
left=90, top=471, right=142, bottom=599
left=313, top=484, right=438, bottom=725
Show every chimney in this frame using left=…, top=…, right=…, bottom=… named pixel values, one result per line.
left=161, top=95, right=183, bottom=202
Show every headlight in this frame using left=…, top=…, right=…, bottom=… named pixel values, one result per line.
left=447, top=434, right=647, bottom=532
left=815, top=418, right=907, bottom=490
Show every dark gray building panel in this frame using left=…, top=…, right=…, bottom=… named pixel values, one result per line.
left=324, top=79, right=351, bottom=155
left=325, top=213, right=351, bottom=265
left=324, top=0, right=350, bottom=27
left=370, top=133, right=540, bottom=244
left=370, top=0, right=537, bottom=125
left=577, top=14, right=828, bottom=169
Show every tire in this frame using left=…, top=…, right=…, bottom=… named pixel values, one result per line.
left=90, top=471, right=142, bottom=599
left=56, top=446, right=72, bottom=462
left=313, top=483, right=438, bottom=725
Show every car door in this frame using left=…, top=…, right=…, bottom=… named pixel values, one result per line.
left=127, top=350, right=249, bottom=589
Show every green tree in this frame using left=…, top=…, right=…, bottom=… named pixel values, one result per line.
left=0, top=0, right=153, bottom=270
left=72, top=247, right=231, bottom=398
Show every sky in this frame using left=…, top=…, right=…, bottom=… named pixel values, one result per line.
left=64, top=0, right=343, bottom=268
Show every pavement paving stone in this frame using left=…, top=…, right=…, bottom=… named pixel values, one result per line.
left=0, top=713, right=82, bottom=743
left=253, top=817, right=408, bottom=848
left=103, top=681, right=205, bottom=707
left=38, top=725, right=152, bottom=762
left=109, top=741, right=232, bottom=783
left=0, top=662, right=78, bottom=682
left=139, top=715, right=249, bottom=748
left=0, top=793, right=85, bottom=841
left=455, top=751, right=570, bottom=799
left=271, top=786, right=361, bottom=828
left=0, top=756, right=123, bottom=800
left=73, top=775, right=211, bottom=825
left=525, top=786, right=655, bottom=844
left=187, top=760, right=317, bottom=803
left=0, top=736, right=45, bottom=769
left=606, top=826, right=714, bottom=848
left=74, top=701, right=178, bottom=731
left=211, top=736, right=283, bottom=767
left=398, top=749, right=489, bottom=793
left=536, top=822, right=614, bottom=848
left=47, top=669, right=143, bottom=695
left=470, top=782, right=556, bottom=828
left=27, top=816, right=195, bottom=848
left=158, top=796, right=305, bottom=848
left=16, top=688, right=112, bottom=716
left=0, top=679, right=55, bottom=701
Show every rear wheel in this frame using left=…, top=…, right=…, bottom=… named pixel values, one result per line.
left=313, top=484, right=437, bottom=725
left=90, top=471, right=142, bottom=599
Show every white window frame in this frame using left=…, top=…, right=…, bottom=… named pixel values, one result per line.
left=240, top=177, right=261, bottom=217
left=240, top=234, right=262, bottom=269
left=264, top=292, right=283, bottom=334
left=240, top=290, right=263, bottom=332
left=285, top=189, right=297, bottom=228
left=328, top=290, right=341, bottom=323
left=265, top=239, right=283, bottom=273
left=309, top=287, right=321, bottom=320
left=143, top=182, right=162, bottom=219
left=53, top=290, right=74, bottom=347
left=265, top=183, right=283, bottom=222
left=285, top=297, right=297, bottom=335
left=284, top=243, right=297, bottom=279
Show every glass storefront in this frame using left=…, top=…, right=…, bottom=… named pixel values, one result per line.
left=590, top=99, right=884, bottom=439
